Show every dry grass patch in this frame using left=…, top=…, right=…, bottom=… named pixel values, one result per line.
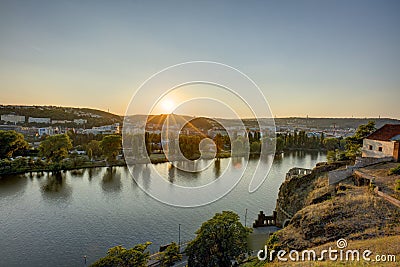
left=360, top=162, right=400, bottom=200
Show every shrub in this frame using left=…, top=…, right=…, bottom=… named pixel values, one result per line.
left=395, top=180, right=400, bottom=191
left=388, top=165, right=400, bottom=175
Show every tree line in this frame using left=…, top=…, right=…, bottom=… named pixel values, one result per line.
left=90, top=211, right=250, bottom=267
left=0, top=130, right=122, bottom=174
left=276, top=131, right=326, bottom=152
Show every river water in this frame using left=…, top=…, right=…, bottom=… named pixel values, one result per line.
left=0, top=151, right=325, bottom=266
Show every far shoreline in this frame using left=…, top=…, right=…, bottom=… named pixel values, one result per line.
left=0, top=150, right=327, bottom=177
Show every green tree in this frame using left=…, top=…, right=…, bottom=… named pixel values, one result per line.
left=213, top=134, right=224, bottom=158
left=323, top=138, right=340, bottom=151
left=345, top=121, right=376, bottom=159
left=275, top=136, right=285, bottom=153
left=100, top=135, right=122, bottom=165
left=90, top=242, right=152, bottom=267
left=39, top=134, right=72, bottom=163
left=250, top=141, right=261, bottom=153
left=0, top=130, right=29, bottom=158
left=160, top=242, right=182, bottom=266
left=87, top=140, right=102, bottom=159
left=185, top=211, right=251, bottom=267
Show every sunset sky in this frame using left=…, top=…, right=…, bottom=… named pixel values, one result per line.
left=0, top=0, right=399, bottom=118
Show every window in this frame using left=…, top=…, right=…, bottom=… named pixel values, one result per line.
left=378, top=147, right=383, bottom=152
left=369, top=145, right=373, bottom=150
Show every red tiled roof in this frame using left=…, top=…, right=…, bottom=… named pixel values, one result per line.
left=366, top=124, right=400, bottom=141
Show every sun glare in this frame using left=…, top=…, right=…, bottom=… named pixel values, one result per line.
left=161, top=99, right=175, bottom=113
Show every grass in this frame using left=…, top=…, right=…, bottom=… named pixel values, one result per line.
left=388, top=164, right=400, bottom=175
left=358, top=162, right=400, bottom=201
left=259, top=175, right=399, bottom=263
left=241, top=163, right=400, bottom=267
left=242, top=235, right=400, bottom=266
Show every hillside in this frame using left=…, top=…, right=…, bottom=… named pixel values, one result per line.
left=0, top=105, right=122, bottom=127
left=245, top=235, right=400, bottom=266
left=2, top=105, right=399, bottom=130
left=274, top=117, right=400, bottom=129
left=254, top=164, right=400, bottom=266
left=243, top=162, right=400, bottom=266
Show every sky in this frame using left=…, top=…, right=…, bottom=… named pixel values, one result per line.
left=0, top=0, right=399, bottom=119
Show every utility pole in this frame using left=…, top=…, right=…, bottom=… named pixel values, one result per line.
left=245, top=208, right=248, bottom=227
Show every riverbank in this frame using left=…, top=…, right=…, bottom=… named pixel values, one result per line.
left=0, top=151, right=259, bottom=176
left=245, top=161, right=400, bottom=266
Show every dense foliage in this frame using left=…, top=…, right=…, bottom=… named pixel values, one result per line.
left=0, top=130, right=29, bottom=158
left=276, top=131, right=325, bottom=152
left=100, top=135, right=122, bottom=164
left=39, top=134, right=73, bottom=162
left=160, top=242, right=182, bottom=266
left=90, top=243, right=152, bottom=267
left=326, top=121, right=376, bottom=162
left=185, top=211, right=251, bottom=267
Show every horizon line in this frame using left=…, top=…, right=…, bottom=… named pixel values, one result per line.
left=1, top=104, right=399, bottom=120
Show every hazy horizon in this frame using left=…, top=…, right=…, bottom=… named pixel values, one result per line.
left=1, top=1, right=399, bottom=119
left=2, top=103, right=400, bottom=121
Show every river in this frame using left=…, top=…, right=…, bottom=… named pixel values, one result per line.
left=0, top=151, right=325, bottom=266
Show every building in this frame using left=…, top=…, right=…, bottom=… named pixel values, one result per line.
left=73, top=119, right=87, bottom=125
left=1, top=114, right=25, bottom=124
left=362, top=124, right=400, bottom=162
left=37, top=127, right=55, bottom=136
left=28, top=117, right=51, bottom=124
left=52, top=120, right=72, bottom=124
left=83, top=123, right=120, bottom=135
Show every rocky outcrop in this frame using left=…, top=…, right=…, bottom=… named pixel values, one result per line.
left=271, top=162, right=400, bottom=252
left=275, top=162, right=347, bottom=227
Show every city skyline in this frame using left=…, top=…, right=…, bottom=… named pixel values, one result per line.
left=0, top=0, right=399, bottom=119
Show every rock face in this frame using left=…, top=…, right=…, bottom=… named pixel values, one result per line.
left=272, top=162, right=400, bottom=251
left=275, top=162, right=347, bottom=227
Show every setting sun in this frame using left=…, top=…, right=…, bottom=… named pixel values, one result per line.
left=161, top=99, right=175, bottom=113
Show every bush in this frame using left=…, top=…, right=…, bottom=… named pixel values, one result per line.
left=388, top=165, right=400, bottom=175
left=395, top=180, right=400, bottom=191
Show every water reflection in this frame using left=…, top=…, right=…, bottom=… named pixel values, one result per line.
left=69, top=169, right=85, bottom=177
left=168, top=164, right=175, bottom=183
left=231, top=157, right=244, bottom=169
left=101, top=167, right=122, bottom=193
left=0, top=152, right=327, bottom=267
left=310, top=151, right=318, bottom=161
left=41, top=172, right=72, bottom=200
left=142, top=165, right=151, bottom=189
left=87, top=168, right=102, bottom=181
left=213, top=159, right=221, bottom=178
left=0, top=174, right=28, bottom=197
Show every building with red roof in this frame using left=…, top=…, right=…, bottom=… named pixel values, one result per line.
left=362, top=124, right=400, bottom=162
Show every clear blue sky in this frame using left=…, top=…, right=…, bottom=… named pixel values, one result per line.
left=0, top=0, right=399, bottom=118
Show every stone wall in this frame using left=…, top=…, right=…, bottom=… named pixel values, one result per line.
left=328, top=156, right=393, bottom=185
left=362, top=139, right=394, bottom=158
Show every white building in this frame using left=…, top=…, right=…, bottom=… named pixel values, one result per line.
left=362, top=124, right=400, bottom=162
left=52, top=120, right=72, bottom=124
left=73, top=119, right=87, bottom=125
left=28, top=117, right=51, bottom=124
left=1, top=114, right=25, bottom=124
left=83, top=123, right=120, bottom=135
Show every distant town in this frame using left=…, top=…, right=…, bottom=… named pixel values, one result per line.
left=1, top=105, right=399, bottom=150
